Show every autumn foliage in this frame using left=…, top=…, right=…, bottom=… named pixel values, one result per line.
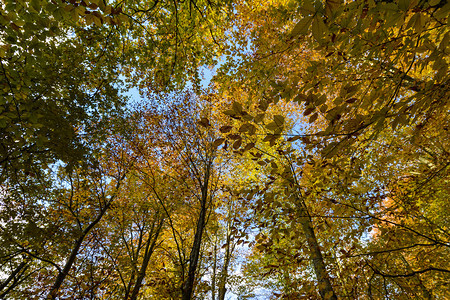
left=1, top=0, right=449, bottom=299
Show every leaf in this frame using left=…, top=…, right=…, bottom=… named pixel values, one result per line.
left=233, top=139, right=242, bottom=149
left=232, top=101, right=243, bottom=114
left=247, top=124, right=257, bottom=135
left=10, top=23, right=21, bottom=31
left=301, top=0, right=316, bottom=15
left=219, top=125, right=233, bottom=133
left=243, top=142, right=255, bottom=151
left=103, top=5, right=112, bottom=14
left=212, top=138, right=225, bottom=148
left=309, top=112, right=318, bottom=123
left=254, top=113, right=265, bottom=123
left=85, top=14, right=94, bottom=25
left=273, top=115, right=285, bottom=127
left=311, top=15, right=328, bottom=42
left=414, top=13, right=424, bottom=33
left=258, top=100, right=269, bottom=111
left=346, top=98, right=358, bottom=103
left=287, top=136, right=300, bottom=142
left=93, top=15, right=102, bottom=26
left=304, top=107, right=315, bottom=116
left=325, top=0, right=341, bottom=18
left=265, top=122, right=278, bottom=131
left=228, top=134, right=241, bottom=140
left=198, top=117, right=211, bottom=128
left=223, top=110, right=236, bottom=116
left=291, top=16, right=313, bottom=36
left=14, top=19, right=25, bottom=26
left=322, top=142, right=340, bottom=158
left=239, top=123, right=253, bottom=132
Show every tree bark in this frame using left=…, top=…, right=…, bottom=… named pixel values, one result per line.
left=296, top=200, right=337, bottom=300
left=47, top=171, right=126, bottom=299
left=211, top=238, right=217, bottom=300
left=47, top=206, right=108, bottom=299
left=129, top=218, right=164, bottom=300
left=218, top=216, right=233, bottom=300
left=0, top=261, right=28, bottom=298
left=182, top=167, right=210, bottom=300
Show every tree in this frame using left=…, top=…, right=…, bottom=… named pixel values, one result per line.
left=2, top=0, right=449, bottom=299
left=214, top=0, right=449, bottom=298
left=1, top=0, right=232, bottom=298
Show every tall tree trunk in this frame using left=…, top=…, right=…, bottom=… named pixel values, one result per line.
left=129, top=218, right=164, bottom=300
left=182, top=198, right=207, bottom=300
left=182, top=167, right=210, bottom=300
left=296, top=200, right=337, bottom=300
left=218, top=214, right=232, bottom=300
left=211, top=238, right=218, bottom=300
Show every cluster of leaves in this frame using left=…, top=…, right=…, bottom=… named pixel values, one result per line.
left=213, top=0, right=449, bottom=298
left=1, top=0, right=449, bottom=299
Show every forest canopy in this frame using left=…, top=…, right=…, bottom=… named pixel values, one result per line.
left=1, top=0, right=449, bottom=299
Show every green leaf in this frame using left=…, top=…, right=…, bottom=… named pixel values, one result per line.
left=312, top=15, right=327, bottom=42
left=428, top=0, right=440, bottom=6
left=291, top=16, right=313, bottom=36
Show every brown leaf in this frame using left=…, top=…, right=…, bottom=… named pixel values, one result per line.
left=198, top=117, right=211, bottom=128
left=309, top=112, right=318, bottom=123
left=233, top=139, right=242, bottom=149
left=232, top=101, right=243, bottom=114
left=304, top=107, right=315, bottom=116
left=243, top=142, right=255, bottom=151
left=228, top=134, right=241, bottom=140
left=212, top=138, right=225, bottom=148
left=219, top=125, right=233, bottom=133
